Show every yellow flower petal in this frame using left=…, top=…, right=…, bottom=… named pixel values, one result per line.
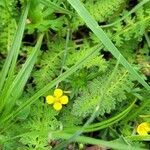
left=137, top=122, right=150, bottom=136
left=46, top=95, right=54, bottom=104
left=53, top=102, right=62, bottom=111
left=54, top=89, right=63, bottom=98
left=60, top=95, right=69, bottom=104
left=144, top=123, right=150, bottom=131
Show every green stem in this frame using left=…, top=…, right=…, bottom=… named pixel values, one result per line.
left=56, top=28, right=70, bottom=88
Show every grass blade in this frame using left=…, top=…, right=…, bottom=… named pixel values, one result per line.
left=0, top=1, right=30, bottom=92
left=50, top=132, right=145, bottom=150
left=0, top=34, right=44, bottom=115
left=126, top=135, right=150, bottom=141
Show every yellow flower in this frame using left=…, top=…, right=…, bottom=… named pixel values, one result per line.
left=137, top=122, right=150, bottom=136
left=46, top=88, right=69, bottom=111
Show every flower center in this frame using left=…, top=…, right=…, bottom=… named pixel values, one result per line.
left=55, top=98, right=60, bottom=102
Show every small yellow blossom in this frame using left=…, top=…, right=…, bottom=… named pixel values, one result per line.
left=60, top=96, right=68, bottom=104
left=53, top=102, right=62, bottom=111
left=54, top=89, right=63, bottom=98
left=137, top=122, right=150, bottom=136
left=46, top=96, right=54, bottom=104
left=46, top=88, right=69, bottom=111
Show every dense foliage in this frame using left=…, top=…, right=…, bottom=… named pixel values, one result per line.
left=0, top=0, right=150, bottom=149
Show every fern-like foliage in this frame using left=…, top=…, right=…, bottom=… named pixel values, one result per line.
left=0, top=0, right=17, bottom=53
left=18, top=102, right=60, bottom=149
left=33, top=36, right=107, bottom=90
left=89, top=2, right=150, bottom=50
left=71, top=0, right=126, bottom=30
left=32, top=38, right=65, bottom=90
left=111, top=6, right=150, bottom=47
left=83, top=0, right=126, bottom=22
left=72, top=69, right=134, bottom=118
left=59, top=102, right=83, bottom=128
left=66, top=45, right=107, bottom=71
left=136, top=45, right=150, bottom=76
left=2, top=100, right=60, bottom=149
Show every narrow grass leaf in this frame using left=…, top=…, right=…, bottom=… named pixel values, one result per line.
left=126, top=135, right=150, bottom=141
left=0, top=34, right=44, bottom=116
left=50, top=132, right=145, bottom=150
left=0, top=1, right=30, bottom=92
